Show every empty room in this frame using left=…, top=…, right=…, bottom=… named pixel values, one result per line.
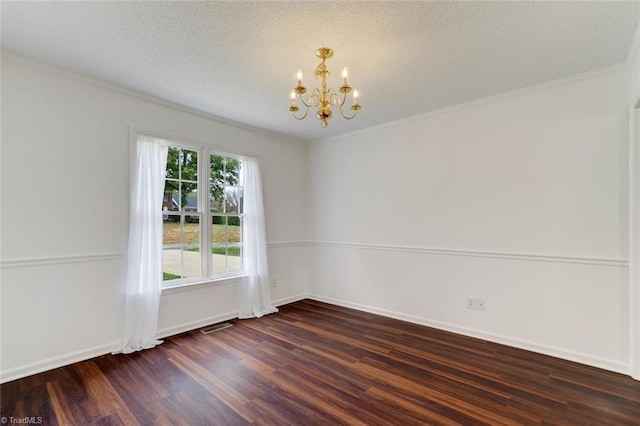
left=2, top=1, right=640, bottom=424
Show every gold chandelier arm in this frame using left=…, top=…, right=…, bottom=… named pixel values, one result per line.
left=291, top=104, right=311, bottom=120
left=337, top=104, right=358, bottom=120
left=300, top=88, right=321, bottom=108
left=332, top=88, right=358, bottom=119
left=327, top=89, right=341, bottom=108
left=338, top=91, right=347, bottom=108
left=299, top=95, right=312, bottom=108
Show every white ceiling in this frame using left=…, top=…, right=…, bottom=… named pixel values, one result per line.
left=2, top=1, right=639, bottom=143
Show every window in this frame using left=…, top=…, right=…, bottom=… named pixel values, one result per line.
left=210, top=154, right=243, bottom=275
left=162, top=144, right=244, bottom=286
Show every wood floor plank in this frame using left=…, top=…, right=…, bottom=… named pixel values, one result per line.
left=46, top=380, right=85, bottom=426
left=364, top=386, right=481, bottom=426
left=2, top=299, right=639, bottom=425
left=266, top=369, right=368, bottom=426
left=354, top=358, right=522, bottom=426
left=167, top=350, right=254, bottom=421
left=72, top=362, right=139, bottom=425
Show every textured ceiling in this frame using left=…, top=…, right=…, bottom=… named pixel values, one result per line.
left=2, top=1, right=639, bottom=142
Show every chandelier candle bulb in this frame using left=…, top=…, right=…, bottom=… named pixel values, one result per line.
left=288, top=90, right=299, bottom=112
left=288, top=47, right=362, bottom=127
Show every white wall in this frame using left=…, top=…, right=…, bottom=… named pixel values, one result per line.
left=308, top=68, right=631, bottom=373
left=1, top=52, right=633, bottom=382
left=0, top=54, right=309, bottom=382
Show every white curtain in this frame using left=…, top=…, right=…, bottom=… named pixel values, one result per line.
left=239, top=158, right=278, bottom=319
left=114, top=135, right=168, bottom=354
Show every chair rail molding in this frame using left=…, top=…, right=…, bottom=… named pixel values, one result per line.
left=311, top=241, right=628, bottom=268
left=0, top=252, right=126, bottom=269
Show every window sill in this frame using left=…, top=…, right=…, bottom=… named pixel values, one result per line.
left=161, top=274, right=245, bottom=295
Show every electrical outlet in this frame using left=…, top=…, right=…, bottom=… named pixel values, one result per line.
left=466, top=297, right=477, bottom=310
left=271, top=278, right=278, bottom=287
left=477, top=299, right=486, bottom=311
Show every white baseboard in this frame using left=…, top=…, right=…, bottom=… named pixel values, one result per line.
left=7, top=292, right=622, bottom=384
left=272, top=293, right=310, bottom=307
left=0, top=342, right=119, bottom=384
left=156, top=311, right=239, bottom=339
left=0, top=293, right=310, bottom=384
left=307, top=293, right=630, bottom=376
left=156, top=293, right=309, bottom=338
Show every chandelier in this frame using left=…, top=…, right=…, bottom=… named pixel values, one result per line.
left=288, top=47, right=361, bottom=127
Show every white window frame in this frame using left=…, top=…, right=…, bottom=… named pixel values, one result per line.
left=158, top=140, right=247, bottom=288
left=205, top=149, right=245, bottom=281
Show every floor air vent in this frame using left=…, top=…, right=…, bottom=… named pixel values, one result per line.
left=200, top=322, right=233, bottom=334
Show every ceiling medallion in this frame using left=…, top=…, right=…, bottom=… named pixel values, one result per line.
left=288, top=47, right=361, bottom=128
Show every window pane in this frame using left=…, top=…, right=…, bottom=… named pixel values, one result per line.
left=224, top=187, right=241, bottom=213
left=210, top=215, right=243, bottom=274
left=225, top=158, right=241, bottom=186
left=165, top=147, right=180, bottom=180
left=212, top=215, right=226, bottom=243
left=163, top=215, right=201, bottom=282
left=182, top=189, right=198, bottom=212
left=212, top=250, right=227, bottom=274
left=181, top=215, right=200, bottom=278
left=210, top=154, right=225, bottom=185
left=210, top=155, right=225, bottom=212
left=228, top=216, right=242, bottom=273
left=228, top=216, right=241, bottom=242
left=180, top=246, right=200, bottom=278
left=212, top=215, right=227, bottom=274
left=227, top=244, right=242, bottom=272
left=183, top=215, right=200, bottom=248
left=163, top=188, right=179, bottom=211
left=163, top=216, right=182, bottom=244
left=180, top=149, right=198, bottom=181
left=163, top=218, right=183, bottom=280
left=210, top=192, right=223, bottom=213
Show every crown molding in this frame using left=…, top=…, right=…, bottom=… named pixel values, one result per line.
left=312, top=63, right=629, bottom=145
left=627, top=18, right=640, bottom=67
left=3, top=49, right=629, bottom=148
left=0, top=50, right=307, bottom=147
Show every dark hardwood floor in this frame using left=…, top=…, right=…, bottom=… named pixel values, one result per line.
left=2, top=299, right=639, bottom=425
